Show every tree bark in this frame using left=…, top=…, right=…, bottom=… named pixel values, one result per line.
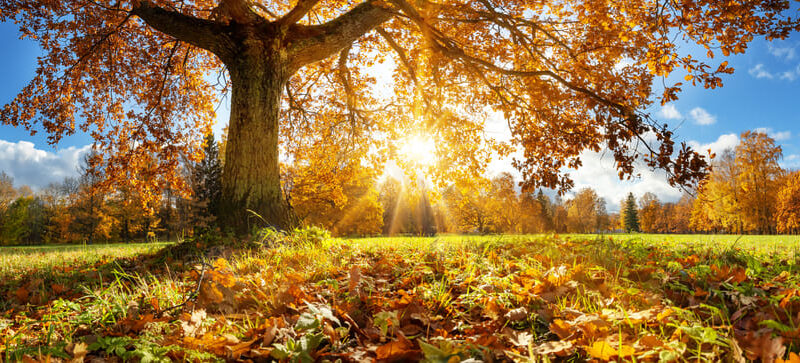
left=132, top=0, right=393, bottom=236
left=219, top=55, right=298, bottom=234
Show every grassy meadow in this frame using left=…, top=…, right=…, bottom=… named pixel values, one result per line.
left=1, top=234, right=800, bottom=362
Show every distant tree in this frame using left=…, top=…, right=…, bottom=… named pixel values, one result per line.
left=776, top=171, right=800, bottom=234
left=333, top=183, right=384, bottom=236
left=518, top=192, right=540, bottom=233
left=486, top=173, right=521, bottom=233
left=378, top=177, right=403, bottom=235
left=0, top=197, right=31, bottom=245
left=552, top=195, right=569, bottom=233
left=73, top=152, right=111, bottom=244
left=417, top=192, right=437, bottom=237
left=42, top=177, right=81, bottom=244
left=191, top=134, right=223, bottom=232
left=735, top=131, right=783, bottom=234
left=669, top=194, right=694, bottom=234
left=443, top=181, right=494, bottom=234
left=691, top=131, right=784, bottom=234
left=287, top=142, right=384, bottom=236
left=566, top=188, right=607, bottom=233
left=0, top=171, right=17, bottom=212
left=622, top=193, right=640, bottom=233
left=638, top=192, right=661, bottom=233
left=691, top=150, right=742, bottom=233
left=535, top=190, right=554, bottom=232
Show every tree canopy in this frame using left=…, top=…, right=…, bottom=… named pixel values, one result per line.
left=1, top=0, right=798, bottom=230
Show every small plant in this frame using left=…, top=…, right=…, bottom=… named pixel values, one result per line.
left=290, top=226, right=331, bottom=246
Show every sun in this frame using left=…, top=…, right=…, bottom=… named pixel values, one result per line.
left=398, top=135, right=437, bottom=167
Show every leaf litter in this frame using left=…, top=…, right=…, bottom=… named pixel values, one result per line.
left=2, top=235, right=800, bottom=361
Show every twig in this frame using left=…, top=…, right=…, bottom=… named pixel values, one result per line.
left=157, top=259, right=209, bottom=318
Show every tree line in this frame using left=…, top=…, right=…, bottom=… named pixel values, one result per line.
left=2, top=129, right=799, bottom=245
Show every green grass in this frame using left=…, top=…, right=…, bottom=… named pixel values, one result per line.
left=3, top=234, right=800, bottom=361
left=0, top=242, right=171, bottom=280
left=343, top=232, right=800, bottom=255
left=566, top=233, right=800, bottom=255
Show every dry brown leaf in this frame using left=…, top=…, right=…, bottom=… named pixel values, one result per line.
left=348, top=266, right=362, bottom=296
left=635, top=334, right=663, bottom=350
left=549, top=319, right=573, bottom=339
left=505, top=307, right=528, bottom=322
left=502, top=327, right=534, bottom=347
left=69, top=342, right=89, bottom=363
left=375, top=334, right=418, bottom=362
left=531, top=340, right=575, bottom=357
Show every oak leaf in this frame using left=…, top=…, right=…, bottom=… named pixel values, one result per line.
left=376, top=333, right=419, bottom=362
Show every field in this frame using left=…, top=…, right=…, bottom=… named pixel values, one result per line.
left=2, top=234, right=800, bottom=362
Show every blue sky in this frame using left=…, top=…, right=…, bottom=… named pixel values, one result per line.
left=1, top=20, right=799, bottom=210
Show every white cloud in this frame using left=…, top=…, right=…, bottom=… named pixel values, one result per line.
left=0, top=140, right=90, bottom=189
left=687, top=133, right=740, bottom=156
left=689, top=107, right=717, bottom=125
left=748, top=63, right=800, bottom=82
left=749, top=64, right=774, bottom=79
left=779, top=65, right=800, bottom=81
left=566, top=150, right=683, bottom=212
left=754, top=127, right=791, bottom=141
left=768, top=44, right=796, bottom=61
left=658, top=104, right=682, bottom=120
left=564, top=133, right=743, bottom=212
left=782, top=154, right=800, bottom=169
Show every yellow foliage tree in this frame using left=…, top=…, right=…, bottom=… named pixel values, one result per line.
left=5, top=0, right=794, bottom=233
left=776, top=171, right=800, bottom=234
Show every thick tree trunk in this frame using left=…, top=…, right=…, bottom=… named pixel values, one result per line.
left=219, top=56, right=299, bottom=235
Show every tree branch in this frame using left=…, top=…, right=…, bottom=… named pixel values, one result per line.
left=277, top=0, right=323, bottom=28
left=131, top=1, right=232, bottom=61
left=287, top=0, right=394, bottom=70
left=376, top=27, right=418, bottom=84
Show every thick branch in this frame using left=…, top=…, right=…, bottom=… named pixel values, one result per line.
left=287, top=0, right=394, bottom=70
left=131, top=1, right=232, bottom=61
left=376, top=27, right=418, bottom=83
left=277, top=0, right=323, bottom=28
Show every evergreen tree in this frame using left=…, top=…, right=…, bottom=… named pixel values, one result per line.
left=74, top=152, right=106, bottom=244
left=536, top=189, right=553, bottom=232
left=192, top=134, right=223, bottom=231
left=623, top=192, right=640, bottom=233
left=418, top=193, right=436, bottom=237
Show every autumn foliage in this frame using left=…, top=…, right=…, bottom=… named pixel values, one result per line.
left=2, top=0, right=798, bottom=229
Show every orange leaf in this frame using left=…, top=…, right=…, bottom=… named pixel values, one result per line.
left=376, top=334, right=418, bottom=361
left=51, top=283, right=67, bottom=295
left=549, top=319, right=573, bottom=339
left=778, top=352, right=800, bottom=363
left=15, top=287, right=29, bottom=304
left=586, top=341, right=634, bottom=360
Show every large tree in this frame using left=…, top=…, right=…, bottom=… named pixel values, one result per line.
left=1, top=0, right=797, bottom=233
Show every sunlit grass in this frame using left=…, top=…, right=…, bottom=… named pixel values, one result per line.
left=3, top=234, right=800, bottom=361
left=0, top=242, right=171, bottom=279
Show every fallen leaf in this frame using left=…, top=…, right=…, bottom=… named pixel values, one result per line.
left=586, top=341, right=634, bottom=360
left=502, top=327, right=534, bottom=347
left=376, top=334, right=418, bottom=362
left=348, top=266, right=362, bottom=296
left=531, top=340, right=574, bottom=357
left=505, top=307, right=528, bottom=322
left=15, top=287, right=28, bottom=304
left=549, top=319, right=573, bottom=339
left=69, top=342, right=88, bottom=363
left=778, top=352, right=800, bottom=363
